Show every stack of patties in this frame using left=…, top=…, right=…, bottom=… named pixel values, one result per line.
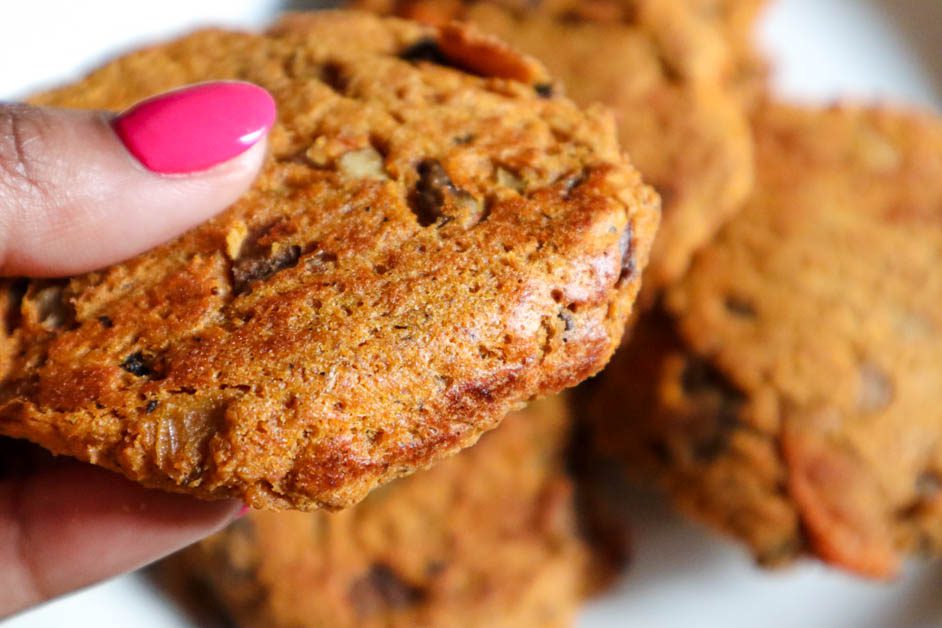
left=354, top=0, right=942, bottom=589
left=584, top=102, right=942, bottom=579
left=145, top=2, right=769, bottom=625
left=4, top=8, right=661, bottom=627
left=148, top=1, right=776, bottom=625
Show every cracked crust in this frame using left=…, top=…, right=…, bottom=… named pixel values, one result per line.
left=161, top=396, right=619, bottom=628
left=1, top=12, right=658, bottom=510
left=584, top=103, right=942, bottom=578
left=348, top=0, right=753, bottom=296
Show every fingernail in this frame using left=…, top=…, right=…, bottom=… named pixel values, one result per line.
left=236, top=504, right=251, bottom=518
left=112, top=81, right=276, bottom=174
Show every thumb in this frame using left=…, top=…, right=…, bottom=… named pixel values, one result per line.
left=0, top=81, right=276, bottom=277
left=0, top=439, right=243, bottom=616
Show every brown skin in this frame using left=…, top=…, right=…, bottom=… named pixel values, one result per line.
left=0, top=441, right=240, bottom=616
left=0, top=97, right=265, bottom=616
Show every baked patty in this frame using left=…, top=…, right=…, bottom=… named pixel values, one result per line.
left=1, top=11, right=658, bottom=510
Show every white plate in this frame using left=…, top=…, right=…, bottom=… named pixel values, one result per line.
left=3, top=1, right=941, bottom=627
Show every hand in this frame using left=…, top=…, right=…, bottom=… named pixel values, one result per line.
left=0, top=81, right=275, bottom=616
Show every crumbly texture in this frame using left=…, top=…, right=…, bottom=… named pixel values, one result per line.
left=585, top=103, right=942, bottom=579
left=349, top=0, right=753, bottom=294
left=1, top=12, right=659, bottom=510
left=162, top=396, right=619, bottom=628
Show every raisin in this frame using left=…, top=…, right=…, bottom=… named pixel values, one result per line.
left=319, top=60, right=349, bottom=93
left=409, top=159, right=486, bottom=228
left=232, top=244, right=302, bottom=294
left=399, top=39, right=450, bottom=66
left=410, top=159, right=453, bottom=226
left=121, top=351, right=154, bottom=377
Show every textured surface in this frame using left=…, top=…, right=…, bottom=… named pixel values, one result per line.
left=585, top=103, right=942, bottom=579
left=0, top=11, right=658, bottom=510
left=350, top=0, right=753, bottom=294
left=162, top=396, right=619, bottom=628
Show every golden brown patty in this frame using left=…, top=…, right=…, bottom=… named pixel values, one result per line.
left=0, top=11, right=658, bottom=510
left=349, top=0, right=753, bottom=295
left=585, top=103, right=942, bottom=579
left=162, top=396, right=618, bottom=628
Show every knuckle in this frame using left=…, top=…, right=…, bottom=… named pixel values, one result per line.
left=0, top=106, right=55, bottom=207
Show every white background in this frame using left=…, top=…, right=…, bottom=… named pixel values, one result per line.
left=2, top=1, right=941, bottom=626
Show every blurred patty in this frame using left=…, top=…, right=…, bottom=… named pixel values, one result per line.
left=161, top=396, right=624, bottom=628
left=584, top=103, right=942, bottom=579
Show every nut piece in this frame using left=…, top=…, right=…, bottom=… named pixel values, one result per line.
left=226, top=221, right=249, bottom=260
left=437, top=22, right=550, bottom=85
left=338, top=147, right=388, bottom=180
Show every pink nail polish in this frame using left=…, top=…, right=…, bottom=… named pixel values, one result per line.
left=112, top=81, right=276, bottom=174
left=237, top=504, right=251, bottom=518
